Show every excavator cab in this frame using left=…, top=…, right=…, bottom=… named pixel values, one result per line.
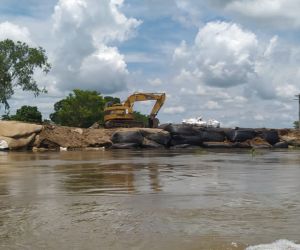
left=104, top=92, right=166, bottom=128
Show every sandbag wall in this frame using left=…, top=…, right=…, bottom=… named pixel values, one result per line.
left=0, top=121, right=297, bottom=151
left=158, top=124, right=288, bottom=149
left=108, top=124, right=289, bottom=149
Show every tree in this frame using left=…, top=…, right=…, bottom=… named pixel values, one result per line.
left=294, top=121, right=299, bottom=129
left=0, top=39, right=51, bottom=109
left=2, top=105, right=42, bottom=123
left=133, top=111, right=149, bottom=126
left=50, top=89, right=108, bottom=128
left=104, top=96, right=120, bottom=105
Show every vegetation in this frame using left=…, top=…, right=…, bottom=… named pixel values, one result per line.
left=294, top=121, right=299, bottom=129
left=133, top=111, right=149, bottom=126
left=2, top=105, right=42, bottom=123
left=50, top=89, right=122, bottom=128
left=0, top=39, right=51, bottom=109
left=49, top=89, right=149, bottom=128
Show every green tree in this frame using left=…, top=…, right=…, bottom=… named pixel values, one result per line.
left=294, top=121, right=299, bottom=129
left=2, top=105, right=42, bottom=123
left=104, top=96, right=120, bottom=105
left=0, top=39, right=51, bottom=109
left=133, top=111, right=149, bottom=126
left=50, top=89, right=107, bottom=128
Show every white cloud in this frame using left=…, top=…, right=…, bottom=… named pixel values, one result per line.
left=254, top=114, right=265, bottom=121
left=276, top=84, right=299, bottom=99
left=194, top=21, right=258, bottom=87
left=204, top=100, right=221, bottom=110
left=148, top=78, right=163, bottom=86
left=226, top=0, right=300, bottom=29
left=169, top=20, right=300, bottom=127
left=163, top=106, right=185, bottom=114
left=51, top=0, right=141, bottom=94
left=0, top=22, right=33, bottom=45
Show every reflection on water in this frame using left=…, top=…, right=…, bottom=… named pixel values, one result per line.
left=0, top=149, right=300, bottom=249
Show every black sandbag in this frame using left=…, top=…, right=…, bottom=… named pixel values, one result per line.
left=170, top=134, right=203, bottom=146
left=171, top=144, right=199, bottom=149
left=140, top=130, right=171, bottom=146
left=251, top=144, right=272, bottom=149
left=161, top=124, right=200, bottom=136
left=232, top=142, right=251, bottom=148
left=111, top=130, right=144, bottom=145
left=259, top=129, right=280, bottom=145
left=110, top=143, right=140, bottom=149
left=200, top=129, right=225, bottom=142
left=224, top=129, right=235, bottom=141
left=273, top=141, right=289, bottom=148
left=142, top=138, right=165, bottom=149
left=227, top=129, right=257, bottom=142
left=202, top=142, right=233, bottom=148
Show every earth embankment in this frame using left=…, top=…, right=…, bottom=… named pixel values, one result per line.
left=1, top=121, right=300, bottom=151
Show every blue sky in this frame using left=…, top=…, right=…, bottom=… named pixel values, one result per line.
left=1, top=0, right=300, bottom=128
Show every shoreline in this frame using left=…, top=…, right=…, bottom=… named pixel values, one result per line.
left=1, top=121, right=300, bottom=151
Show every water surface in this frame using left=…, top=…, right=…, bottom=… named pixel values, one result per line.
left=0, top=149, right=300, bottom=249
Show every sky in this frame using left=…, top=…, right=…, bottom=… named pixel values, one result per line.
left=0, top=0, right=300, bottom=128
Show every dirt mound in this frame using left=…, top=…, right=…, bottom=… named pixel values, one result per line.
left=36, top=125, right=113, bottom=149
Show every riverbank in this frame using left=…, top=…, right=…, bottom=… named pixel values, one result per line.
left=0, top=121, right=300, bottom=151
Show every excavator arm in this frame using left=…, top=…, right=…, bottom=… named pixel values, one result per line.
left=124, top=92, right=166, bottom=118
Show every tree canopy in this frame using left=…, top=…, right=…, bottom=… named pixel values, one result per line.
left=0, top=39, right=51, bottom=109
left=50, top=89, right=121, bottom=128
left=133, top=111, right=149, bottom=126
left=2, top=105, right=42, bottom=123
left=294, top=121, right=299, bottom=129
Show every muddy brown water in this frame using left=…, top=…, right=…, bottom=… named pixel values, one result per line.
left=0, top=149, right=300, bottom=250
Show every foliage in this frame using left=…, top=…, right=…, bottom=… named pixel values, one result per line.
left=2, top=105, right=42, bottom=123
left=294, top=121, right=299, bottom=129
left=104, top=96, right=120, bottom=105
left=50, top=89, right=118, bottom=128
left=0, top=39, right=51, bottom=109
left=133, top=111, right=148, bottom=126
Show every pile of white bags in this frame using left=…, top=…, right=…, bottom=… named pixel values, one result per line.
left=182, top=116, right=220, bottom=128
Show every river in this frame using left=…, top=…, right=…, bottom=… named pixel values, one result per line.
left=0, top=149, right=300, bottom=250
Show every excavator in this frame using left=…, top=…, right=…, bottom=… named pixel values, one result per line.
left=104, top=92, right=166, bottom=128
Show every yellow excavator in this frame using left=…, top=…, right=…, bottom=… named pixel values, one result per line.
left=104, top=92, right=166, bottom=128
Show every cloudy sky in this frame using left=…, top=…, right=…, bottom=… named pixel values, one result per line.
left=1, top=0, right=300, bottom=128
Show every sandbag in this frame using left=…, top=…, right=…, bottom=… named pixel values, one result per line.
left=232, top=142, right=251, bottom=148
left=0, top=121, right=42, bottom=138
left=226, top=129, right=257, bottom=142
left=171, top=144, right=197, bottom=149
left=111, top=130, right=144, bottom=145
left=142, top=138, right=165, bottom=149
left=200, top=129, right=225, bottom=142
left=110, top=143, right=140, bottom=149
left=249, top=137, right=271, bottom=149
left=140, top=128, right=171, bottom=146
left=202, top=142, right=233, bottom=148
left=170, top=134, right=203, bottom=146
left=161, top=124, right=200, bottom=136
left=259, top=129, right=280, bottom=145
left=273, top=141, right=289, bottom=148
